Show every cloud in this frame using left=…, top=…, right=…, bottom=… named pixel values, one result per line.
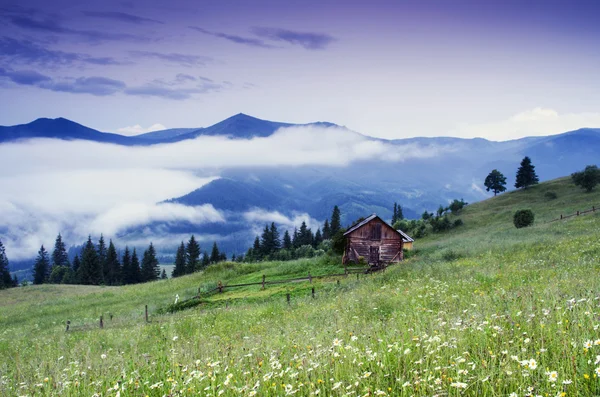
left=9, top=15, right=148, bottom=42
left=124, top=80, right=223, bottom=100
left=252, top=27, right=335, bottom=50
left=129, top=51, right=212, bottom=67
left=0, top=36, right=122, bottom=67
left=189, top=27, right=275, bottom=49
left=243, top=209, right=322, bottom=233
left=0, top=68, right=126, bottom=96
left=454, top=107, right=600, bottom=140
left=82, top=11, right=163, bottom=25
left=117, top=123, right=167, bottom=135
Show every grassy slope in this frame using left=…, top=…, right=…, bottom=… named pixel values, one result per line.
left=1, top=177, right=599, bottom=396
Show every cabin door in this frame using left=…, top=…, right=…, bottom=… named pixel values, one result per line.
left=369, top=246, right=380, bottom=265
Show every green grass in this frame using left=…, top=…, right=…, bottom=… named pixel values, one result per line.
left=1, top=177, right=600, bottom=396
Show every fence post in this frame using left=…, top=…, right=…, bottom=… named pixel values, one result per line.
left=145, top=305, right=149, bottom=323
left=560, top=214, right=563, bottom=219
left=308, top=273, right=312, bottom=283
left=577, top=211, right=580, bottom=216
left=218, top=281, right=223, bottom=293
left=65, top=320, right=70, bottom=332
left=286, top=293, right=290, bottom=305
left=262, top=275, right=266, bottom=290
left=312, top=287, right=315, bottom=299
left=593, top=206, right=596, bottom=212
left=337, top=279, right=340, bottom=286
left=110, top=313, right=113, bottom=321
left=99, top=315, right=104, bottom=329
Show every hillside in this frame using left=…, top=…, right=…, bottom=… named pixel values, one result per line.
left=1, top=176, right=600, bottom=396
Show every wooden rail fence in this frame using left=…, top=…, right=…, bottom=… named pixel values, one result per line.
left=546, top=205, right=598, bottom=223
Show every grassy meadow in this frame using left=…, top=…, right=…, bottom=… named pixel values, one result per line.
left=1, top=177, right=600, bottom=396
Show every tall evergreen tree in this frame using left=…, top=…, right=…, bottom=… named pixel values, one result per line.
left=210, top=242, right=221, bottom=263
left=12, top=274, right=18, bottom=287
left=161, top=269, right=168, bottom=279
left=172, top=242, right=186, bottom=278
left=260, top=224, right=273, bottom=256
left=322, top=219, right=331, bottom=240
left=0, top=240, right=13, bottom=289
left=33, top=245, right=50, bottom=284
left=397, top=204, right=404, bottom=221
left=79, top=236, right=101, bottom=285
left=484, top=169, right=507, bottom=196
left=105, top=240, right=121, bottom=285
left=72, top=254, right=81, bottom=281
left=130, top=248, right=142, bottom=284
left=121, top=247, right=132, bottom=284
left=297, top=221, right=313, bottom=247
left=252, top=236, right=262, bottom=260
left=97, top=235, right=107, bottom=283
left=201, top=251, right=210, bottom=268
left=270, top=222, right=281, bottom=251
left=515, top=156, right=539, bottom=189
left=392, top=203, right=398, bottom=225
left=292, top=227, right=299, bottom=248
left=282, top=230, right=292, bottom=250
left=313, top=228, right=323, bottom=248
left=330, top=206, right=341, bottom=235
left=186, top=235, right=200, bottom=274
left=51, top=233, right=69, bottom=271
left=141, top=243, right=160, bottom=282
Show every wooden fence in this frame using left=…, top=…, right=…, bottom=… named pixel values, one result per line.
left=546, top=205, right=598, bottom=223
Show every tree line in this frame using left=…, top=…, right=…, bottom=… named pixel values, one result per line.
left=171, top=236, right=227, bottom=278
left=393, top=198, right=466, bottom=238
left=32, top=234, right=164, bottom=286
left=0, top=240, right=18, bottom=289
left=484, top=156, right=540, bottom=195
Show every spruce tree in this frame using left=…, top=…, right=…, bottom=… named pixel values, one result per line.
left=201, top=251, right=210, bottom=268
left=12, top=274, right=18, bottom=287
left=121, top=247, right=132, bottom=284
left=51, top=233, right=69, bottom=271
left=252, top=236, right=262, bottom=260
left=210, top=242, right=220, bottom=263
left=270, top=223, right=281, bottom=251
left=186, top=235, right=200, bottom=274
left=79, top=236, right=101, bottom=285
left=72, top=254, right=81, bottom=282
left=282, top=230, right=292, bottom=250
left=298, top=221, right=312, bottom=246
left=313, top=228, right=323, bottom=248
left=322, top=219, right=331, bottom=240
left=141, top=243, right=160, bottom=282
left=0, top=240, right=12, bottom=289
left=260, top=224, right=273, bottom=256
left=392, top=203, right=398, bottom=225
left=161, top=269, right=167, bottom=279
left=33, top=245, right=50, bottom=284
left=292, top=227, right=299, bottom=249
left=97, top=235, right=107, bottom=284
left=105, top=240, right=121, bottom=285
left=396, top=204, right=404, bottom=221
left=515, top=156, right=539, bottom=189
left=172, top=242, right=186, bottom=278
left=330, top=206, right=341, bottom=235
left=130, top=248, right=142, bottom=284
left=484, top=169, right=507, bottom=196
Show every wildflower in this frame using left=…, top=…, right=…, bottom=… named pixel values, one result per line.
left=595, top=355, right=600, bottom=365
left=562, top=380, right=572, bottom=385
left=547, top=371, right=558, bottom=383
left=172, top=336, right=178, bottom=341
left=450, top=382, right=467, bottom=389
left=101, top=354, right=107, bottom=360
left=595, top=367, right=600, bottom=377
left=403, top=348, right=411, bottom=355
left=528, top=359, right=537, bottom=370
left=332, top=382, right=342, bottom=390
left=509, top=393, right=518, bottom=397
left=363, top=372, right=372, bottom=378
left=333, top=338, right=343, bottom=347
left=584, top=340, right=593, bottom=349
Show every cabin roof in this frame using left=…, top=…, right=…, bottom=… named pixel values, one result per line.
left=343, top=213, right=414, bottom=243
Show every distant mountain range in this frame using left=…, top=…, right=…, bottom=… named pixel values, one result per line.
left=2, top=113, right=600, bottom=260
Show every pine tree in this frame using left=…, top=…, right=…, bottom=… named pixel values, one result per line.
left=33, top=245, right=50, bottom=284
left=484, top=169, right=507, bottom=196
left=12, top=274, right=18, bottom=287
left=252, top=236, right=262, bottom=260
left=282, top=230, right=292, bottom=250
left=260, top=224, right=273, bottom=256
left=121, top=247, right=132, bottom=284
left=392, top=203, right=398, bottom=224
left=72, top=254, right=81, bottom=281
left=330, top=206, right=341, bottom=235
left=105, top=240, right=121, bottom=285
left=397, top=204, right=404, bottom=221
left=161, top=269, right=167, bottom=279
left=0, top=240, right=13, bottom=289
left=51, top=233, right=69, bottom=271
left=270, top=223, right=281, bottom=251
left=515, top=156, right=539, bottom=189
left=130, top=248, right=142, bottom=284
left=322, top=219, right=331, bottom=240
left=292, top=227, right=299, bottom=249
left=201, top=251, right=210, bottom=268
left=313, top=228, right=323, bottom=248
left=186, top=235, right=200, bottom=274
left=141, top=243, right=160, bottom=282
left=79, top=236, right=101, bottom=285
left=297, top=221, right=311, bottom=246
left=172, top=242, right=186, bottom=278
left=210, top=242, right=220, bottom=263
left=97, top=235, right=107, bottom=284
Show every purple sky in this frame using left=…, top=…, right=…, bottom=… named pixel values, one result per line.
left=1, top=0, right=600, bottom=139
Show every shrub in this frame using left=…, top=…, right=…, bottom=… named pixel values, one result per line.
left=544, top=191, right=558, bottom=200
left=513, top=209, right=535, bottom=228
left=295, top=245, right=315, bottom=258
left=441, top=249, right=463, bottom=262
left=453, top=219, right=464, bottom=227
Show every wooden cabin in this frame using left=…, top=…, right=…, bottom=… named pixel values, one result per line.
left=343, top=214, right=405, bottom=267
left=397, top=229, right=414, bottom=250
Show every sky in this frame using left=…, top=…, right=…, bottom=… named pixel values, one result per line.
left=1, top=0, right=600, bottom=140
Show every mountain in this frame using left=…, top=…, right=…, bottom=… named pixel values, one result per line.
left=134, top=128, right=199, bottom=141
left=0, top=117, right=148, bottom=145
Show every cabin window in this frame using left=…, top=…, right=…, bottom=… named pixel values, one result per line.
left=371, top=223, right=382, bottom=240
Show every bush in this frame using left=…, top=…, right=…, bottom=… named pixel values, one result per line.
left=513, top=209, right=535, bottom=228
left=295, top=245, right=315, bottom=258
left=544, top=191, right=558, bottom=200
left=453, top=219, right=464, bottom=227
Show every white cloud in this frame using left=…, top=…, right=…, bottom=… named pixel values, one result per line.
left=243, top=209, right=322, bottom=234
left=117, top=123, right=166, bottom=135
left=454, top=107, right=600, bottom=141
